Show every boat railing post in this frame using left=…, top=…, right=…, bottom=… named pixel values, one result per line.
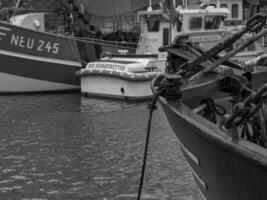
left=230, top=124, right=239, bottom=141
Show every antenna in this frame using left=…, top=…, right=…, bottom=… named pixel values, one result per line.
left=147, top=0, right=152, bottom=11
left=80, top=3, right=84, bottom=14
left=184, top=0, right=187, bottom=9
left=15, top=0, right=22, bottom=8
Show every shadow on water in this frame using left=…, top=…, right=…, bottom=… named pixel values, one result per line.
left=0, top=94, right=203, bottom=200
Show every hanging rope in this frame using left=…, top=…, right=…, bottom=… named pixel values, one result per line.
left=136, top=92, right=160, bottom=200
left=136, top=74, right=182, bottom=199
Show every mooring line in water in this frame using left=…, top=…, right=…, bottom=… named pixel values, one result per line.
left=136, top=93, right=160, bottom=200
left=136, top=75, right=181, bottom=199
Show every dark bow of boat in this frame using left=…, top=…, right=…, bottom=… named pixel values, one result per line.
left=151, top=14, right=267, bottom=200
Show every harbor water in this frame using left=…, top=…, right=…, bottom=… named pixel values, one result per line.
left=0, top=94, right=204, bottom=200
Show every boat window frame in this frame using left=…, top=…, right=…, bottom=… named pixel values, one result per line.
left=163, top=27, right=169, bottom=45
left=44, top=12, right=65, bottom=33
left=231, top=3, right=239, bottom=19
left=204, top=15, right=224, bottom=30
left=188, top=16, right=203, bottom=31
left=177, top=19, right=182, bottom=32
left=147, top=19, right=160, bottom=32
left=220, top=3, right=228, bottom=8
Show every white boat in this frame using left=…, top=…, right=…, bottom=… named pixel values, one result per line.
left=77, top=55, right=160, bottom=100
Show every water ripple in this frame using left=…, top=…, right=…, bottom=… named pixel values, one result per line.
left=0, top=94, right=203, bottom=200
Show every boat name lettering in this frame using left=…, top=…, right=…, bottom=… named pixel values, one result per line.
left=10, top=34, right=60, bottom=54
left=118, top=49, right=129, bottom=55
left=190, top=35, right=222, bottom=42
left=88, top=63, right=125, bottom=71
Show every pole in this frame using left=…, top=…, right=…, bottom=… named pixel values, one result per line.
left=15, top=0, right=21, bottom=8
left=80, top=3, right=84, bottom=15
left=170, top=15, right=172, bottom=44
left=148, top=0, right=152, bottom=11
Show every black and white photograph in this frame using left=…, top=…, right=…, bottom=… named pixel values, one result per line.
left=0, top=0, right=266, bottom=199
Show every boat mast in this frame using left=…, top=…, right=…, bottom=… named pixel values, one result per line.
left=169, top=0, right=173, bottom=44
left=148, top=0, right=152, bottom=11
left=15, top=0, right=21, bottom=8
left=80, top=3, right=84, bottom=15
left=184, top=0, right=187, bottom=8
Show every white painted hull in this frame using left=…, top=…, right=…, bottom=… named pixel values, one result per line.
left=81, top=76, right=153, bottom=100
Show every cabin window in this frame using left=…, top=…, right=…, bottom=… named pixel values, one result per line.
left=204, top=15, right=224, bottom=30
left=163, top=28, right=169, bottom=45
left=220, top=3, right=228, bottom=8
left=189, top=17, right=202, bottom=30
left=147, top=20, right=160, bottom=32
left=232, top=4, right=239, bottom=19
left=45, top=13, right=65, bottom=33
left=177, top=20, right=182, bottom=32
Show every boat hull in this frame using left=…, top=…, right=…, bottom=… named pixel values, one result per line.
left=78, top=55, right=163, bottom=100
left=81, top=75, right=154, bottom=100
left=0, top=21, right=81, bottom=93
left=160, top=98, right=267, bottom=200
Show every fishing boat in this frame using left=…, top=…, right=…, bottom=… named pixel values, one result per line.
left=0, top=0, right=142, bottom=94
left=0, top=11, right=82, bottom=93
left=78, top=0, right=255, bottom=100
left=150, top=14, right=267, bottom=200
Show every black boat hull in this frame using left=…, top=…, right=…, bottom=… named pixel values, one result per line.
left=160, top=98, right=267, bottom=200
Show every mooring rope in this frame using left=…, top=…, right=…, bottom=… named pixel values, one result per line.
left=136, top=74, right=182, bottom=199
left=136, top=93, right=160, bottom=200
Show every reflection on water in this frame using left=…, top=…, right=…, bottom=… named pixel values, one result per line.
left=0, top=94, right=203, bottom=200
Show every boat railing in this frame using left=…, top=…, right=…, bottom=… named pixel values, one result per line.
left=73, top=36, right=137, bottom=49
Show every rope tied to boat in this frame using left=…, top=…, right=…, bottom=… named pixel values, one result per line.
left=137, top=74, right=182, bottom=200
left=152, top=74, right=183, bottom=100
left=136, top=91, right=160, bottom=200
left=200, top=98, right=226, bottom=124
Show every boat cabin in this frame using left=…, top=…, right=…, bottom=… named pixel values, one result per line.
left=188, top=0, right=243, bottom=26
left=136, top=4, right=263, bottom=62
left=136, top=5, right=230, bottom=56
left=179, top=6, right=230, bottom=49
left=136, top=9, right=173, bottom=57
